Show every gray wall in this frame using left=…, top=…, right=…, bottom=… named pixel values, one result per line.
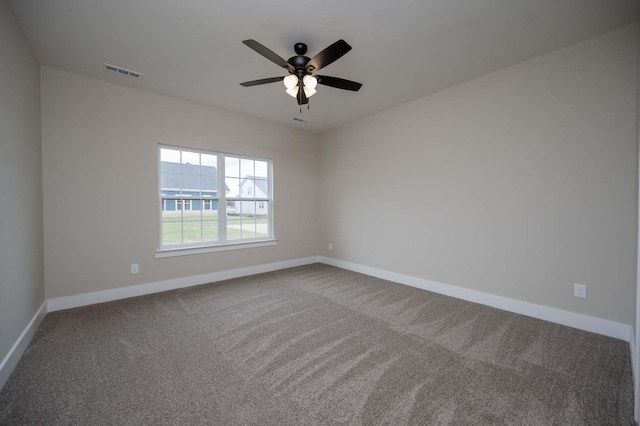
left=0, top=0, right=45, bottom=363
left=41, top=67, right=320, bottom=299
left=319, top=24, right=638, bottom=325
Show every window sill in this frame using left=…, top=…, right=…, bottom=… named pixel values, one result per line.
left=155, top=239, right=277, bottom=258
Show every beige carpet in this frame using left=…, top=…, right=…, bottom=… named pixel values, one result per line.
left=0, top=263, right=634, bottom=425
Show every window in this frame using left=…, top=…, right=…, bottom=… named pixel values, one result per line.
left=176, top=199, right=192, bottom=211
left=159, top=146, right=273, bottom=252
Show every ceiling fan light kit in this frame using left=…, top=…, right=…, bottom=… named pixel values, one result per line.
left=240, top=39, right=362, bottom=110
left=283, top=75, right=298, bottom=90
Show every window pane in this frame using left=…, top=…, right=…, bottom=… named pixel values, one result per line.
left=254, top=161, right=268, bottom=179
left=203, top=220, right=218, bottom=242
left=225, top=156, right=240, bottom=178
left=202, top=205, right=218, bottom=242
left=241, top=218, right=257, bottom=239
left=182, top=150, right=199, bottom=165
left=201, top=154, right=217, bottom=175
left=226, top=177, right=240, bottom=198
left=182, top=210, right=201, bottom=244
left=160, top=148, right=181, bottom=172
left=227, top=213, right=242, bottom=240
left=240, top=158, right=254, bottom=178
left=182, top=223, right=202, bottom=244
left=201, top=175, right=216, bottom=196
left=254, top=178, right=268, bottom=197
left=256, top=202, right=269, bottom=238
left=160, top=173, right=181, bottom=194
left=241, top=181, right=255, bottom=199
left=180, top=152, right=200, bottom=178
left=162, top=209, right=183, bottom=246
left=162, top=222, right=182, bottom=245
left=203, top=207, right=217, bottom=220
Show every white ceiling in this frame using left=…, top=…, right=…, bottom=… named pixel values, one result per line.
left=10, top=0, right=639, bottom=133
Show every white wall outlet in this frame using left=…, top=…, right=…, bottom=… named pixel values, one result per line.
left=574, top=283, right=587, bottom=299
left=131, top=263, right=139, bottom=274
left=328, top=243, right=332, bottom=251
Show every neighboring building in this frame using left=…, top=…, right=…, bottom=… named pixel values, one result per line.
left=161, top=163, right=266, bottom=216
left=226, top=175, right=269, bottom=217
left=160, top=161, right=219, bottom=211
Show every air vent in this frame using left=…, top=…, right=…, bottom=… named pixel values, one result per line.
left=104, top=63, right=142, bottom=79
left=292, top=117, right=309, bottom=123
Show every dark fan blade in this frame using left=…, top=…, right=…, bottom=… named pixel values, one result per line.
left=240, top=76, right=284, bottom=87
left=316, top=75, right=362, bottom=91
left=306, top=40, right=352, bottom=72
left=243, top=40, right=294, bottom=72
left=297, top=86, right=309, bottom=105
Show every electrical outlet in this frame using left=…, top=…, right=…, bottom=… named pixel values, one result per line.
left=574, top=283, right=587, bottom=299
left=328, top=243, right=332, bottom=251
left=131, top=264, right=139, bottom=274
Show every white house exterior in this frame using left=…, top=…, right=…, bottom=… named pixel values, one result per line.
left=226, top=176, right=269, bottom=217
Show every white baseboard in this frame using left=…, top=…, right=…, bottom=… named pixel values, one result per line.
left=0, top=301, right=48, bottom=390
left=47, top=255, right=632, bottom=341
left=631, top=326, right=638, bottom=421
left=1, top=256, right=634, bottom=395
left=630, top=326, right=636, bottom=377
left=318, top=256, right=632, bottom=342
left=47, top=256, right=320, bottom=312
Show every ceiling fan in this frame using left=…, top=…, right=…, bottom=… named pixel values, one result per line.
left=240, top=39, right=363, bottom=107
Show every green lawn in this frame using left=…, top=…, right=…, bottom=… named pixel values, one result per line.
left=161, top=211, right=268, bottom=246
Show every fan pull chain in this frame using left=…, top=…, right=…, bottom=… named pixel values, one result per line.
left=298, top=101, right=310, bottom=115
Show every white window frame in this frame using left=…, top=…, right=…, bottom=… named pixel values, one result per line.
left=156, top=145, right=275, bottom=258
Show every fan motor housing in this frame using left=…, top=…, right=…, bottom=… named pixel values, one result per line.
left=288, top=42, right=311, bottom=75
left=288, top=55, right=310, bottom=70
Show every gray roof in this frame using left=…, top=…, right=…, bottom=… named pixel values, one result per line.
left=161, top=161, right=218, bottom=192
left=242, top=175, right=269, bottom=196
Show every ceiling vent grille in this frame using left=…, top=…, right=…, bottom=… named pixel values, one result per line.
left=104, top=63, right=142, bottom=79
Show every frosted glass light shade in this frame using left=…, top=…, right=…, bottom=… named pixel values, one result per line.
left=303, top=86, right=317, bottom=97
left=303, top=75, right=317, bottom=90
left=286, top=87, right=298, bottom=97
left=283, top=75, right=298, bottom=89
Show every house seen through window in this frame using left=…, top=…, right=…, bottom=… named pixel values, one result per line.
left=159, top=146, right=272, bottom=249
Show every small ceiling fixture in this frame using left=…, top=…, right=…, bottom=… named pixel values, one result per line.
left=240, top=40, right=362, bottom=111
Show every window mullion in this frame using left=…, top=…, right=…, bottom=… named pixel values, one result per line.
left=218, top=154, right=227, bottom=242
left=268, top=161, right=273, bottom=238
